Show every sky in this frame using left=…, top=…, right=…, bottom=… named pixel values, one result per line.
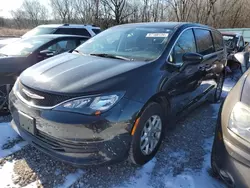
left=0, top=0, right=50, bottom=18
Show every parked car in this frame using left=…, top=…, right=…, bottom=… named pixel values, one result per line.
left=221, top=32, right=249, bottom=76
left=0, top=24, right=100, bottom=48
left=9, top=22, right=226, bottom=166
left=211, top=68, right=250, bottom=188
left=0, top=34, right=89, bottom=113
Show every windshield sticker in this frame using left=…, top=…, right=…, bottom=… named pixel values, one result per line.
left=146, top=33, right=169, bottom=38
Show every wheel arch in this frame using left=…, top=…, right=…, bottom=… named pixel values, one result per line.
left=130, top=91, right=171, bottom=135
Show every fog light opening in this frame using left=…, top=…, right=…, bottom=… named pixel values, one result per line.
left=219, top=170, right=234, bottom=187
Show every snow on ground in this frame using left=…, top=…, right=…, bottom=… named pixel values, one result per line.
left=222, top=77, right=237, bottom=98
left=0, top=161, right=18, bottom=188
left=117, top=158, right=157, bottom=188
left=162, top=138, right=225, bottom=188
left=0, top=122, right=28, bottom=159
left=0, top=161, right=39, bottom=188
left=0, top=122, right=18, bottom=148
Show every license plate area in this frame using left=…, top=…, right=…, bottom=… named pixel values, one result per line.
left=18, top=111, right=36, bottom=135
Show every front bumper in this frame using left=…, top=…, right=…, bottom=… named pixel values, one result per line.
left=213, top=126, right=250, bottom=188
left=9, top=91, right=143, bottom=166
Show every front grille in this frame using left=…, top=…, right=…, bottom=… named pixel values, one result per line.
left=18, top=82, right=79, bottom=107
left=35, top=131, right=99, bottom=153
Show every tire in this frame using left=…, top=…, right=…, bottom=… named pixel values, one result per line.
left=0, top=84, right=12, bottom=115
left=212, top=73, right=225, bottom=103
left=129, top=102, right=165, bottom=165
left=211, top=141, right=220, bottom=178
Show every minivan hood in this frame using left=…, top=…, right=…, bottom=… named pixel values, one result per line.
left=20, top=53, right=148, bottom=94
left=0, top=38, right=20, bottom=48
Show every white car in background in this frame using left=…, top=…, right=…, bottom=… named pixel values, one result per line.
left=0, top=24, right=101, bottom=48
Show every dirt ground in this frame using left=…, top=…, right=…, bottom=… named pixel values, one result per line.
left=0, top=27, right=28, bottom=37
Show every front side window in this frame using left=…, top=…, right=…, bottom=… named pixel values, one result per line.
left=75, top=27, right=172, bottom=61
left=0, top=37, right=52, bottom=56
left=169, top=29, right=196, bottom=65
left=43, top=39, right=78, bottom=55
left=194, top=29, right=215, bottom=55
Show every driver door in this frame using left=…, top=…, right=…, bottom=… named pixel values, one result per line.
left=164, top=29, right=205, bottom=116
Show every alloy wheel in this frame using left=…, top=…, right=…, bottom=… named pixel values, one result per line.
left=140, top=115, right=162, bottom=155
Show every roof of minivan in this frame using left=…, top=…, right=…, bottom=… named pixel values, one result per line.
left=28, top=34, right=90, bottom=39
left=113, top=22, right=212, bottom=29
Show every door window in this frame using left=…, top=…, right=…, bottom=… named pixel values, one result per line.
left=169, top=29, right=196, bottom=65
left=44, top=39, right=78, bottom=55
left=194, top=29, right=215, bottom=55
left=212, top=31, right=224, bottom=51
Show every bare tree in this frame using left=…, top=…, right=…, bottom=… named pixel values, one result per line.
left=7, top=0, right=250, bottom=29
left=101, top=0, right=133, bottom=24
left=50, top=0, right=74, bottom=23
left=11, top=0, right=48, bottom=28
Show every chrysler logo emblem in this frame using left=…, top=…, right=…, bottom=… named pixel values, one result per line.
left=22, top=88, right=45, bottom=100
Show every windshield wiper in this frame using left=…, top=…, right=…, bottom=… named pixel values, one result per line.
left=90, top=53, right=131, bottom=61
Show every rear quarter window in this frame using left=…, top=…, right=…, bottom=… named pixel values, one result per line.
left=212, top=31, right=224, bottom=51
left=92, top=29, right=101, bottom=34
left=194, top=29, right=215, bottom=55
left=55, top=28, right=91, bottom=37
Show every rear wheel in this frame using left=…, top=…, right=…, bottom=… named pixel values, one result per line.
left=129, top=102, right=165, bottom=165
left=0, top=84, right=12, bottom=115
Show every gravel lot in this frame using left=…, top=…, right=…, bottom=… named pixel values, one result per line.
left=0, top=78, right=236, bottom=188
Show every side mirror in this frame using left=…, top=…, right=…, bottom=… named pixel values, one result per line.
left=182, top=52, right=203, bottom=65
left=179, top=52, right=203, bottom=72
left=38, top=50, right=54, bottom=59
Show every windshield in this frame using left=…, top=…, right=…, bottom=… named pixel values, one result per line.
left=22, top=27, right=57, bottom=38
left=222, top=35, right=238, bottom=49
left=0, top=37, right=52, bottom=56
left=76, top=27, right=172, bottom=61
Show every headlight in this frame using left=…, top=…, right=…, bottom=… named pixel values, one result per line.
left=54, top=92, right=125, bottom=115
left=228, top=102, right=250, bottom=142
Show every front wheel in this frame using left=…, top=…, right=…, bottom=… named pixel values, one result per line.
left=129, top=102, right=165, bottom=165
